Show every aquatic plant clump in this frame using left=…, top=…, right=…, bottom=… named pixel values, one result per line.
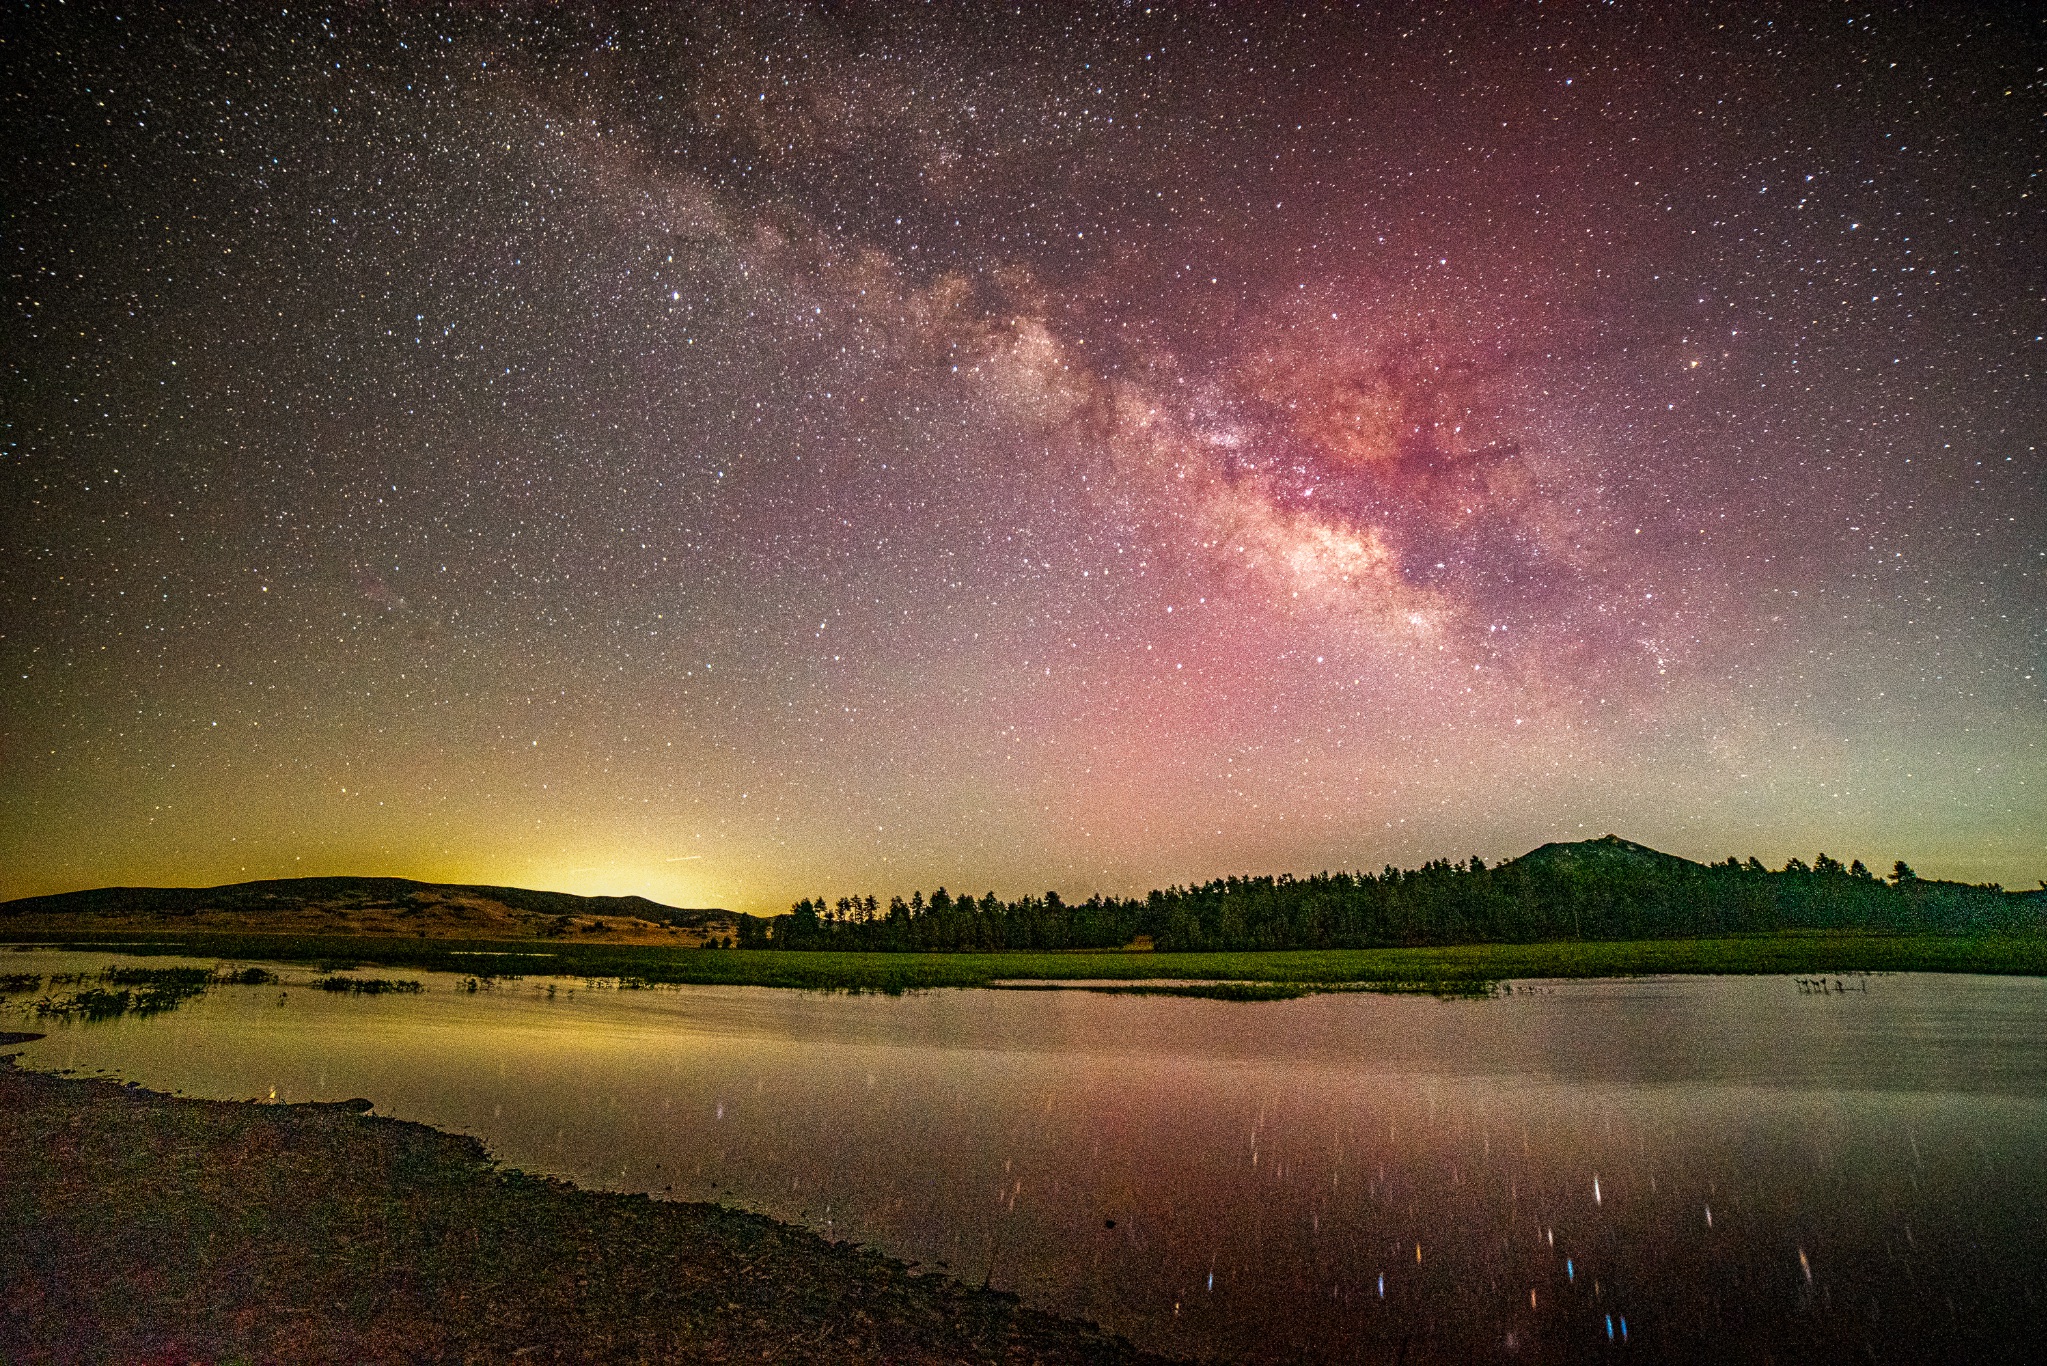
left=996, top=978, right=1500, bottom=1002
left=312, top=976, right=425, bottom=995
left=36, top=983, right=202, bottom=1020
left=35, top=988, right=146, bottom=1020
left=21, top=963, right=284, bottom=1021
left=1096, top=981, right=1318, bottom=1002
left=30, top=965, right=229, bottom=1019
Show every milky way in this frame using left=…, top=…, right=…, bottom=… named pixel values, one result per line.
left=5, top=3, right=2042, bottom=909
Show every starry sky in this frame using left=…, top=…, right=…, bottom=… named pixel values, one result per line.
left=5, top=2, right=2042, bottom=911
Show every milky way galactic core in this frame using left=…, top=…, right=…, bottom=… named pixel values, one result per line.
left=5, top=3, right=2041, bottom=908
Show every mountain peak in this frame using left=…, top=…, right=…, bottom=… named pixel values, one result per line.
left=1506, top=835, right=1706, bottom=873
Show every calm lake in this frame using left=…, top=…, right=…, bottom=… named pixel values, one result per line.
left=9, top=952, right=2045, bottom=1362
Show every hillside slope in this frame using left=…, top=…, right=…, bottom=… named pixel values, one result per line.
left=0, top=877, right=738, bottom=946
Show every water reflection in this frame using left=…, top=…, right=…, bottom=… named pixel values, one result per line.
left=8, top=955, right=2044, bottom=1362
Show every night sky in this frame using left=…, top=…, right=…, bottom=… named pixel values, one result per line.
left=5, top=2, right=2041, bottom=911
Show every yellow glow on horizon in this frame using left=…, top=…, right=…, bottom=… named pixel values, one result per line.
left=512, top=859, right=726, bottom=910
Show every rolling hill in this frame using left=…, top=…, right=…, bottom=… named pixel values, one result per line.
left=0, top=876, right=738, bottom=946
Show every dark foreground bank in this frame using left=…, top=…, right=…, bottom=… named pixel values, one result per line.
left=0, top=1047, right=1168, bottom=1364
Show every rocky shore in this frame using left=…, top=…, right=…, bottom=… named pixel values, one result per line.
left=1, top=1044, right=1168, bottom=1364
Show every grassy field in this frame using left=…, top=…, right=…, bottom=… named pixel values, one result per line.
left=8, top=928, right=2045, bottom=994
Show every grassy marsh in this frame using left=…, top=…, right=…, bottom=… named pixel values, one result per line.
left=7, top=929, right=2043, bottom=997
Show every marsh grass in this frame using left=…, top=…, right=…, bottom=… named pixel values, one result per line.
left=35, top=968, right=209, bottom=1019
left=455, top=973, right=522, bottom=992
left=37, top=987, right=159, bottom=1020
left=21, top=964, right=281, bottom=1020
left=0, top=972, right=42, bottom=997
left=7, top=930, right=2043, bottom=999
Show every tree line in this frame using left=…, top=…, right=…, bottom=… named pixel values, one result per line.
left=734, top=846, right=2044, bottom=952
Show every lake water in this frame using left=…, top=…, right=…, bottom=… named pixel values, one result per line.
left=8, top=953, right=2045, bottom=1362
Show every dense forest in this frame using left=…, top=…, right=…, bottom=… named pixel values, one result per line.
left=737, top=836, right=2046, bottom=952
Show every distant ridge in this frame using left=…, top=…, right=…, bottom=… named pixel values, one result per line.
left=7, top=838, right=2038, bottom=952
left=0, top=876, right=736, bottom=946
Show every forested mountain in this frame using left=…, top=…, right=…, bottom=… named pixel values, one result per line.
left=10, top=840, right=2035, bottom=954
left=743, top=836, right=2044, bottom=952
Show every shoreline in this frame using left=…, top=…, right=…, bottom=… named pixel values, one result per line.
left=0, top=1049, right=1171, bottom=1364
